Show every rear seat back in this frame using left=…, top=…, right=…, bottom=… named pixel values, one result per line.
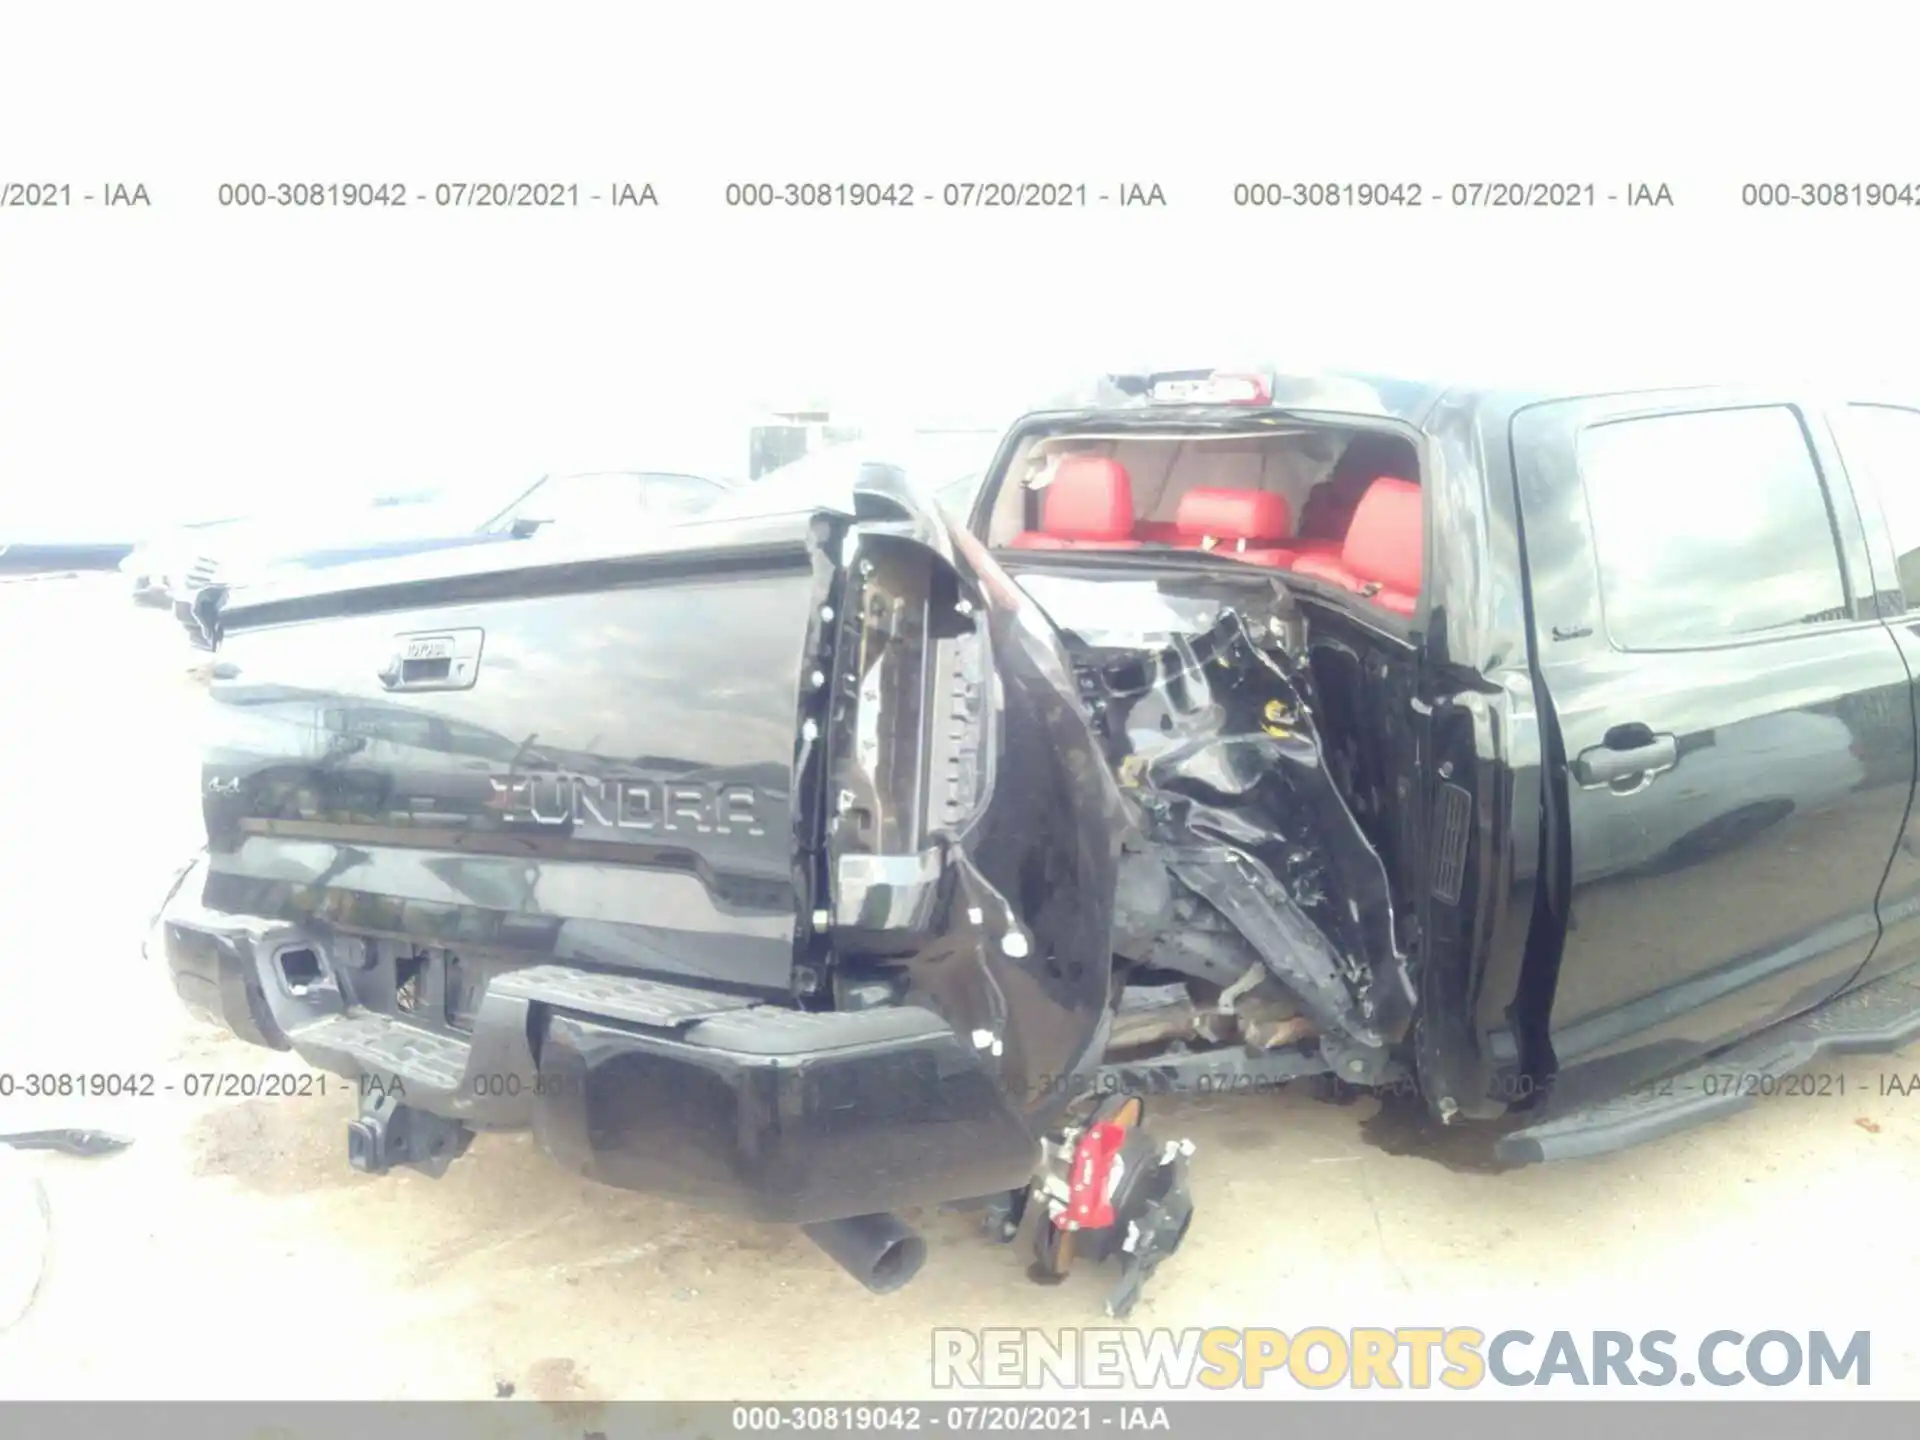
left=1008, top=455, right=1141, bottom=550
left=1290, top=476, right=1422, bottom=614
left=1172, top=488, right=1296, bottom=565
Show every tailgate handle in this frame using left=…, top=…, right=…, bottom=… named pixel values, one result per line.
left=1572, top=725, right=1677, bottom=788
left=379, top=628, right=485, bottom=693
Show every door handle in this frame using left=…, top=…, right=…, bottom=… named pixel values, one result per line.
left=1572, top=726, right=1678, bottom=787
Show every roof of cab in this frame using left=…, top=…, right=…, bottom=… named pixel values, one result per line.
left=1032, top=367, right=1456, bottom=428
left=1026, top=364, right=1920, bottom=433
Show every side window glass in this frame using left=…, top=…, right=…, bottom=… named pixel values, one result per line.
left=1831, top=404, right=1920, bottom=610
left=383, top=714, right=440, bottom=748
left=440, top=720, right=522, bottom=762
left=508, top=474, right=646, bottom=528
left=641, top=474, right=726, bottom=516
left=335, top=707, right=439, bottom=747
left=1577, top=406, right=1848, bottom=649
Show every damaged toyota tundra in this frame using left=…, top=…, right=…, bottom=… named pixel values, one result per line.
left=153, top=369, right=1920, bottom=1315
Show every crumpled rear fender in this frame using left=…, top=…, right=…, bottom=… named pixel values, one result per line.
left=817, top=470, right=1137, bottom=1126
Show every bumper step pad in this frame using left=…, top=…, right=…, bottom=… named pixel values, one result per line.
left=485, top=964, right=760, bottom=1028
left=283, top=965, right=762, bottom=1122
left=298, top=1014, right=471, bottom=1095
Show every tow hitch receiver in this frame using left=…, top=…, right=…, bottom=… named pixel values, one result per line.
left=346, top=1089, right=474, bottom=1179
left=998, top=1095, right=1196, bottom=1319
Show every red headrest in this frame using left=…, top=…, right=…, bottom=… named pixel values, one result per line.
left=1174, top=488, right=1292, bottom=544
left=1341, top=477, right=1422, bottom=593
left=1040, top=455, right=1135, bottom=541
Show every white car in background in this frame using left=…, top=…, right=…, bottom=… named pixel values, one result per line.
left=128, top=469, right=738, bottom=611
left=121, top=515, right=249, bottom=606
left=704, top=429, right=1001, bottom=525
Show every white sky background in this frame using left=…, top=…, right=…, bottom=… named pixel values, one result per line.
left=0, top=1, right=1915, bottom=535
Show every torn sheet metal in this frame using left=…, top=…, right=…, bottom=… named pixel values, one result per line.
left=1086, top=610, right=1413, bottom=1062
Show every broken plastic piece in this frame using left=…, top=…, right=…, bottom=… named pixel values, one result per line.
left=1103, top=1146, right=1194, bottom=1320
left=0, top=1129, right=133, bottom=1158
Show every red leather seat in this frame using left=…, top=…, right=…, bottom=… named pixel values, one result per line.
left=1172, top=488, right=1297, bottom=566
left=1008, top=455, right=1142, bottom=550
left=1290, top=476, right=1422, bottom=614
left=1288, top=538, right=1344, bottom=560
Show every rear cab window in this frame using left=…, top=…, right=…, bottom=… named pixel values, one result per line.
left=1575, top=406, right=1851, bottom=649
left=977, top=412, right=1426, bottom=620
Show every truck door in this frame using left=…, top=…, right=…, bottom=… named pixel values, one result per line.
left=1821, top=400, right=1920, bottom=989
left=1511, top=391, right=1916, bottom=1104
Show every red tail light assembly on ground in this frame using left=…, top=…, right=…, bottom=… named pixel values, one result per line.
left=1057, top=1120, right=1128, bottom=1231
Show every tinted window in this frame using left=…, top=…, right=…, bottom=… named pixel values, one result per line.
left=440, top=719, right=524, bottom=762
left=504, top=473, right=656, bottom=528
left=375, top=714, right=441, bottom=748
left=1832, top=404, right=1920, bottom=609
left=639, top=473, right=727, bottom=517
left=696, top=446, right=866, bottom=518
left=699, top=436, right=997, bottom=522
left=1578, top=406, right=1847, bottom=649
left=328, top=707, right=440, bottom=747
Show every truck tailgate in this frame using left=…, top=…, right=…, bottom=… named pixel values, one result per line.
left=195, top=518, right=833, bottom=997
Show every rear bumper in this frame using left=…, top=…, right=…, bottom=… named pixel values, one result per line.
left=154, top=866, right=1039, bottom=1223
left=532, top=1007, right=1037, bottom=1221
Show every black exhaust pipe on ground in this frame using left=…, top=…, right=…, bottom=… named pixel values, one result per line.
left=802, top=1213, right=927, bottom=1294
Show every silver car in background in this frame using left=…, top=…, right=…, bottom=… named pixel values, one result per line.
left=131, top=469, right=738, bottom=609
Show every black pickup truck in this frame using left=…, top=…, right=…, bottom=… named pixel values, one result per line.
left=153, top=369, right=1920, bottom=1315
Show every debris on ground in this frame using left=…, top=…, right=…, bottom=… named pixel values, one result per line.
left=0, top=1130, right=135, bottom=1158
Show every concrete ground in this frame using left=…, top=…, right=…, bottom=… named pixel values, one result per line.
left=0, top=575, right=1917, bottom=1401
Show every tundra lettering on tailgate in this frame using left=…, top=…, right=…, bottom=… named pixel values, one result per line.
left=486, top=774, right=765, bottom=835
